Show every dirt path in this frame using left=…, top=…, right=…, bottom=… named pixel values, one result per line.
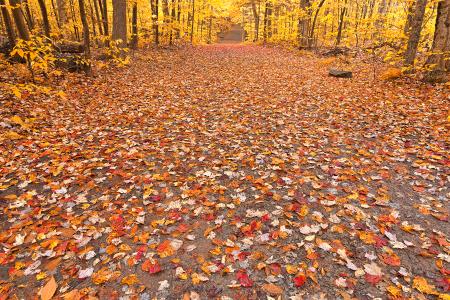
left=0, top=45, right=449, bottom=299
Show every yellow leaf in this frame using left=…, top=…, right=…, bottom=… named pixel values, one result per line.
left=2, top=131, right=24, bottom=140
left=413, top=276, right=438, bottom=295
left=10, top=115, right=25, bottom=126
left=39, top=276, right=57, bottom=300
left=121, top=274, right=139, bottom=285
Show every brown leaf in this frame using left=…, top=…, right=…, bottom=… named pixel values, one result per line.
left=39, top=276, right=57, bottom=300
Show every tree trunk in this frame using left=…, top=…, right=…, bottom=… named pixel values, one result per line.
left=78, top=0, right=91, bottom=74
left=57, top=0, right=67, bottom=25
left=309, top=0, right=326, bottom=47
left=112, top=0, right=127, bottom=46
left=404, top=0, right=428, bottom=66
left=424, top=0, right=450, bottom=82
left=190, top=0, right=195, bottom=43
left=297, top=0, right=310, bottom=48
left=37, top=0, right=51, bottom=38
left=403, top=0, right=414, bottom=35
left=250, top=0, right=259, bottom=42
left=152, top=0, right=159, bottom=45
left=22, top=0, right=34, bottom=30
left=101, top=0, right=109, bottom=36
left=336, top=3, right=347, bottom=46
left=131, top=1, right=138, bottom=48
left=93, top=0, right=103, bottom=35
left=0, top=0, right=16, bottom=45
left=9, top=0, right=30, bottom=40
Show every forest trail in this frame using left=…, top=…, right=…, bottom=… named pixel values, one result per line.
left=0, top=45, right=449, bottom=299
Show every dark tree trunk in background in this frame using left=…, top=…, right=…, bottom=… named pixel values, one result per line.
left=298, top=0, right=311, bottom=47
left=78, top=0, right=91, bottom=73
left=404, top=0, right=428, bottom=66
left=57, top=0, right=67, bottom=25
left=22, top=0, right=34, bottom=30
left=424, top=0, right=450, bottom=82
left=336, top=0, right=347, bottom=46
left=101, top=0, right=109, bottom=36
left=92, top=0, right=103, bottom=35
left=37, top=0, right=51, bottom=38
left=112, top=0, right=127, bottom=46
left=0, top=0, right=16, bottom=45
left=9, top=0, right=30, bottom=40
left=152, top=0, right=159, bottom=45
left=250, top=0, right=259, bottom=41
left=190, top=0, right=195, bottom=43
left=309, top=0, right=326, bottom=47
left=131, top=1, right=138, bottom=48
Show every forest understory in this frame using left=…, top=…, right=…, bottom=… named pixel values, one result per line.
left=0, top=44, right=449, bottom=299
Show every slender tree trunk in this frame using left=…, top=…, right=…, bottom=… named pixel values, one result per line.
left=190, top=0, right=195, bottom=43
left=93, top=0, right=103, bottom=35
left=22, top=0, right=34, bottom=30
left=404, top=0, right=428, bottom=66
left=57, top=0, right=67, bottom=25
left=152, top=0, right=159, bottom=45
left=37, top=0, right=51, bottom=38
left=9, top=0, right=30, bottom=40
left=112, top=0, right=127, bottom=46
left=336, top=1, right=347, bottom=46
left=250, top=0, right=259, bottom=42
left=424, top=0, right=450, bottom=82
left=131, top=1, right=138, bottom=48
left=69, top=0, right=80, bottom=40
left=309, top=0, right=326, bottom=47
left=297, top=0, right=310, bottom=48
left=404, top=0, right=415, bottom=35
left=88, top=0, right=96, bottom=37
left=0, top=0, right=16, bottom=45
left=101, top=0, right=109, bottom=36
left=78, top=0, right=91, bottom=74
left=170, top=0, right=176, bottom=44
left=51, top=0, right=61, bottom=29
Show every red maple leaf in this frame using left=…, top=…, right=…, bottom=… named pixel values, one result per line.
left=236, top=270, right=253, bottom=287
left=294, top=274, right=307, bottom=287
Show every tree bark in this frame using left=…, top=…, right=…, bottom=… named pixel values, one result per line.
left=190, top=0, right=195, bottom=43
left=0, top=0, right=16, bottom=45
left=78, top=0, right=91, bottom=73
left=250, top=0, right=259, bottom=42
left=424, top=0, right=450, bottom=82
left=9, top=0, right=30, bottom=40
left=37, top=0, right=51, bottom=38
left=131, top=1, right=138, bottom=48
left=92, top=0, right=103, bottom=35
left=112, top=0, right=127, bottom=46
left=309, top=0, right=326, bottom=47
left=404, top=0, right=428, bottom=66
left=56, top=0, right=67, bottom=25
left=297, top=0, right=310, bottom=48
left=22, top=0, right=34, bottom=30
left=152, top=0, right=159, bottom=45
left=101, top=0, right=109, bottom=36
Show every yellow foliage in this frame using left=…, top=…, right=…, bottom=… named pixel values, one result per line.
left=381, top=68, right=402, bottom=81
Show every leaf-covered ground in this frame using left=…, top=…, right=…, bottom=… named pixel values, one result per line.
left=0, top=45, right=449, bottom=299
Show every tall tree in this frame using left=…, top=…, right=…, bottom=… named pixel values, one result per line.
left=78, top=0, right=91, bottom=73
left=9, top=0, right=30, bottom=40
left=0, top=0, right=16, bottom=45
left=112, top=0, right=127, bottom=46
left=151, top=0, right=159, bottom=45
left=101, top=0, right=109, bottom=36
left=131, top=0, right=138, bottom=48
left=424, top=0, right=450, bottom=82
left=297, top=0, right=310, bottom=47
left=56, top=0, right=67, bottom=25
left=404, top=0, right=428, bottom=66
left=250, top=0, right=260, bottom=42
left=37, top=0, right=51, bottom=38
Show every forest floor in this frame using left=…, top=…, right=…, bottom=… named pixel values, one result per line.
left=0, top=45, right=449, bottom=300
